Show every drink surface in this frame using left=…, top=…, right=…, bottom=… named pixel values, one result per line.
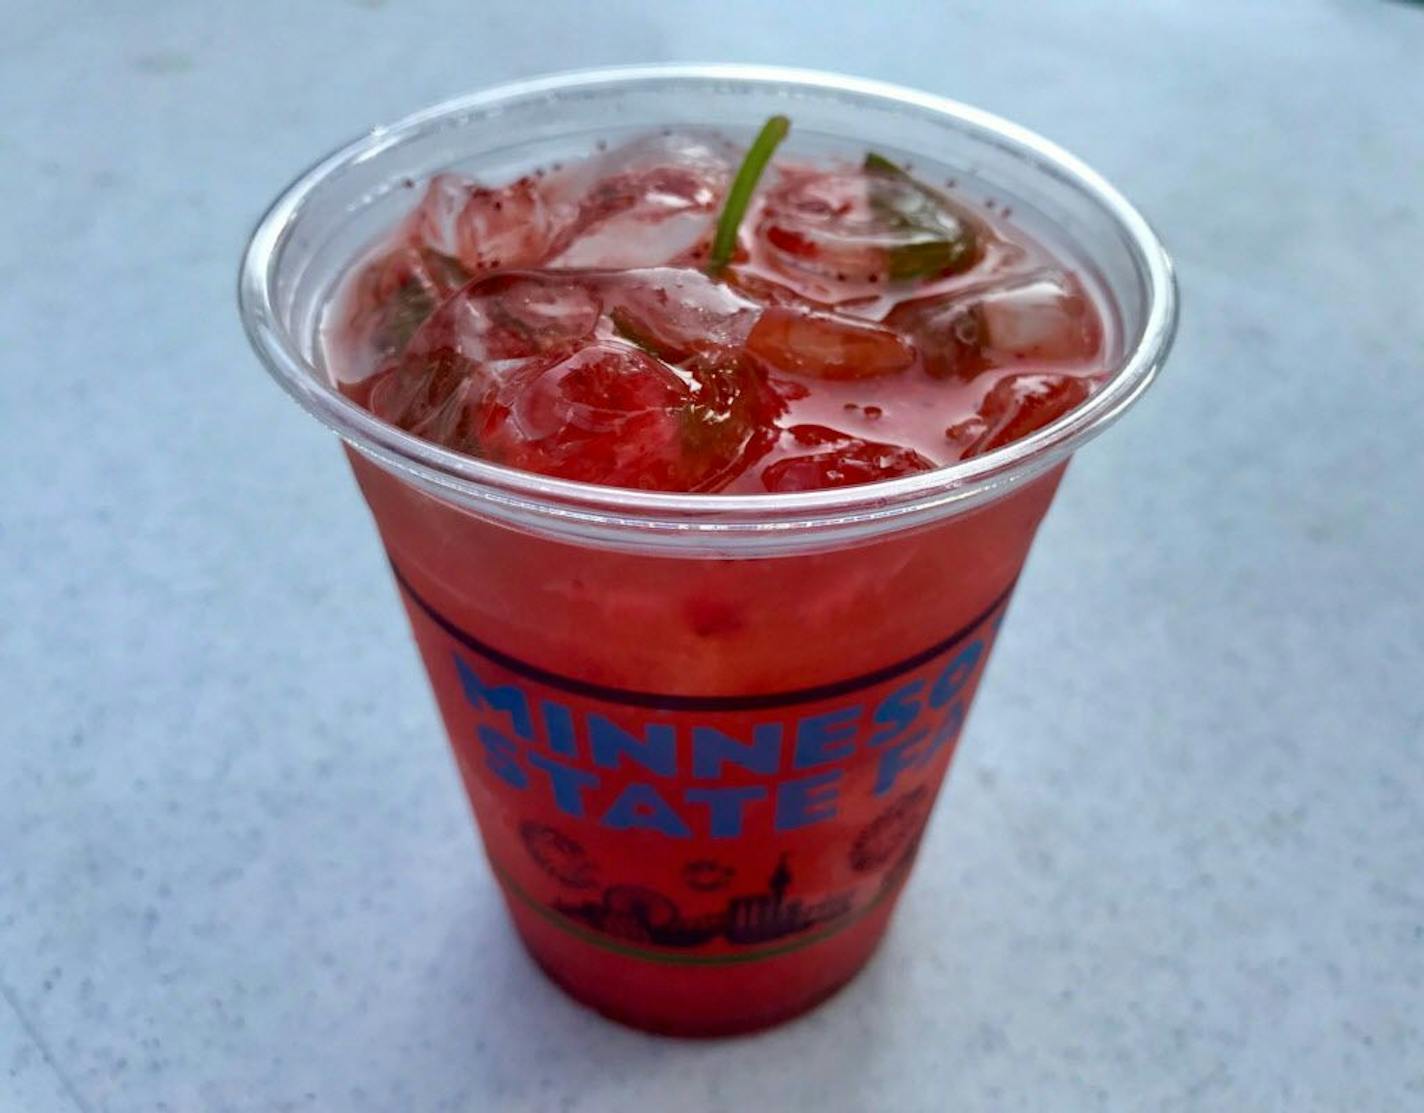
left=323, top=128, right=1107, bottom=494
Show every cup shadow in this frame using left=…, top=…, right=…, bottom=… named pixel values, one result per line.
left=397, top=874, right=910, bottom=1111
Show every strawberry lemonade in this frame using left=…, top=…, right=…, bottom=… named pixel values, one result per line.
left=240, top=69, right=1176, bottom=1036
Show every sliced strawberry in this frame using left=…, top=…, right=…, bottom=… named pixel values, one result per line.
left=760, top=425, right=934, bottom=492
left=953, top=372, right=1095, bottom=458
left=745, top=305, right=916, bottom=381
left=883, top=293, right=988, bottom=380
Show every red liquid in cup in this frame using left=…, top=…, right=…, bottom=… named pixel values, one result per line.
left=323, top=128, right=1105, bottom=1034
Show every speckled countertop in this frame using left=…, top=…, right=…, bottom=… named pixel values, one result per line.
left=3, top=2, right=1421, bottom=1110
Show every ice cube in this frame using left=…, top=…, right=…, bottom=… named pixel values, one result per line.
left=365, top=267, right=778, bottom=490
left=328, top=244, right=470, bottom=384
left=755, top=164, right=978, bottom=297
left=885, top=269, right=1101, bottom=379
left=362, top=271, right=603, bottom=453
left=975, top=273, right=1101, bottom=362
left=480, top=339, right=772, bottom=491
left=367, top=347, right=481, bottom=453
left=426, top=271, right=603, bottom=363
left=546, top=132, right=737, bottom=269
left=402, top=172, right=570, bottom=273
left=600, top=267, right=760, bottom=361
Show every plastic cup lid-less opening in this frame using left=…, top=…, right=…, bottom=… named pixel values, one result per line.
left=238, top=65, right=1178, bottom=555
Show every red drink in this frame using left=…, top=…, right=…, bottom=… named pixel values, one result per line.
left=240, top=69, right=1176, bottom=1036
left=328, top=128, right=1107, bottom=496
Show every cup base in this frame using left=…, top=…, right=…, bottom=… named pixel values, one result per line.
left=503, top=882, right=900, bottom=1037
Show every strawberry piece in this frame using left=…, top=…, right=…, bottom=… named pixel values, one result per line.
left=745, top=305, right=915, bottom=381
left=951, top=372, right=1095, bottom=458
left=760, top=425, right=933, bottom=492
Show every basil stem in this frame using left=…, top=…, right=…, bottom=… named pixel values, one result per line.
left=707, top=115, right=791, bottom=274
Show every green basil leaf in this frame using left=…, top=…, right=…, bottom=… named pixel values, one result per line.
left=864, top=152, right=978, bottom=280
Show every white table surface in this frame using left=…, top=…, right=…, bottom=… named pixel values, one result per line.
left=3, top=2, right=1422, bottom=1109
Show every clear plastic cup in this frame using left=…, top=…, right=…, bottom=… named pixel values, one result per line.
left=239, top=65, right=1176, bottom=1036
